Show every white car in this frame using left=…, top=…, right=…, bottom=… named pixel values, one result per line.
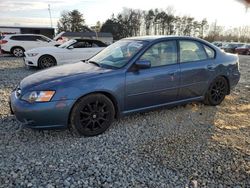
left=24, top=39, right=107, bottom=69
left=1, top=34, right=59, bottom=57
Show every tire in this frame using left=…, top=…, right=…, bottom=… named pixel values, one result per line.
left=38, top=55, right=56, bottom=69
left=12, top=47, right=24, bottom=57
left=204, top=76, right=229, bottom=106
left=70, top=94, right=115, bottom=136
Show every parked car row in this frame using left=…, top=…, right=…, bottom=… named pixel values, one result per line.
left=24, top=39, right=107, bottom=69
left=0, top=33, right=108, bottom=69
left=0, top=34, right=59, bottom=57
left=212, top=41, right=250, bottom=55
left=235, top=44, right=250, bottom=55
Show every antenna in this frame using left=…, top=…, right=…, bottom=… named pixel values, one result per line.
left=48, top=4, right=53, bottom=28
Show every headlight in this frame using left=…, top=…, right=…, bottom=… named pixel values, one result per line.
left=21, top=91, right=55, bottom=103
left=26, top=53, right=39, bottom=57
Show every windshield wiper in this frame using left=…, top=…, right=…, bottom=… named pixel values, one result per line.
left=87, top=61, right=100, bottom=67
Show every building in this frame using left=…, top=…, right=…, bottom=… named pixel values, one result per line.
left=54, top=31, right=113, bottom=45
left=0, top=26, right=55, bottom=38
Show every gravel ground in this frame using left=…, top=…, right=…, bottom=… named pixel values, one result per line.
left=0, top=55, right=249, bottom=187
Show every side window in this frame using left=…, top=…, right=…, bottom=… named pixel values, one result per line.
left=92, top=41, right=107, bottom=47
left=10, top=36, right=24, bottom=41
left=10, top=35, right=38, bottom=41
left=204, top=45, right=215, bottom=59
left=24, top=36, right=38, bottom=41
left=72, top=41, right=92, bottom=48
left=140, top=41, right=177, bottom=67
left=10, top=36, right=17, bottom=40
left=179, top=41, right=207, bottom=63
left=36, top=36, right=50, bottom=42
left=25, top=35, right=39, bottom=41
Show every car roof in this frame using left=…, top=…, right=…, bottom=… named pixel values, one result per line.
left=124, top=35, right=208, bottom=42
left=74, top=38, right=104, bottom=42
left=5, top=34, right=44, bottom=37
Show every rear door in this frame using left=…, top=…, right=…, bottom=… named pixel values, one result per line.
left=17, top=35, right=41, bottom=51
left=178, top=40, right=216, bottom=100
left=125, top=40, right=180, bottom=111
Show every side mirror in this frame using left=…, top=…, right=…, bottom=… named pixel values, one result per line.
left=134, top=60, right=151, bottom=69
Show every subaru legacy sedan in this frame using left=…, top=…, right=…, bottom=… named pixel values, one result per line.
left=10, top=36, right=240, bottom=136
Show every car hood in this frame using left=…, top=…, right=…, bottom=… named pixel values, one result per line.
left=20, top=62, right=112, bottom=91
left=26, top=46, right=63, bottom=53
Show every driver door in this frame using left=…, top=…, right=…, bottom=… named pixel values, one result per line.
left=125, top=40, right=180, bottom=111
left=69, top=41, right=102, bottom=63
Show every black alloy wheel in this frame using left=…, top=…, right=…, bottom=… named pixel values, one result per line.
left=38, top=55, right=56, bottom=69
left=70, top=94, right=115, bottom=136
left=204, top=77, right=228, bottom=106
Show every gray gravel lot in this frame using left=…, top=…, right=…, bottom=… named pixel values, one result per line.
left=0, top=55, right=249, bottom=187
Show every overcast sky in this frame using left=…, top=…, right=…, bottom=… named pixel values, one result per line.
left=0, top=0, right=249, bottom=28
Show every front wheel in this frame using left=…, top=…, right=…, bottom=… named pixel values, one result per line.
left=70, top=94, right=115, bottom=136
left=38, top=55, right=56, bottom=69
left=204, top=77, right=228, bottom=106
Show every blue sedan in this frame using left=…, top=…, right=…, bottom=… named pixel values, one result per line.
left=10, top=36, right=240, bottom=136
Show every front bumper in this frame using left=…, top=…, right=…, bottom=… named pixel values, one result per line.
left=10, top=91, right=76, bottom=129
left=23, top=56, right=38, bottom=67
left=1, top=49, right=11, bottom=54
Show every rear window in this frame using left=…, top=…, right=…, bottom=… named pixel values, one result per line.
left=203, top=45, right=215, bottom=59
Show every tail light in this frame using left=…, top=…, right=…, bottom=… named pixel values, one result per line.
left=0, top=40, right=8, bottom=44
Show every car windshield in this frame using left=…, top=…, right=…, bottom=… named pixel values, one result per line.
left=58, top=39, right=76, bottom=48
left=89, top=40, right=148, bottom=68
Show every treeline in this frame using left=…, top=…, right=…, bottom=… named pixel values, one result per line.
left=100, top=7, right=250, bottom=42
left=100, top=8, right=209, bottom=40
left=56, top=8, right=250, bottom=42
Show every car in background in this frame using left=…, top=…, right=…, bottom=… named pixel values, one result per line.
left=24, top=39, right=107, bottom=69
left=221, top=42, right=244, bottom=53
left=0, top=35, right=5, bottom=44
left=212, top=41, right=228, bottom=49
left=1, top=34, right=59, bottom=57
left=10, top=36, right=240, bottom=136
left=235, top=44, right=250, bottom=55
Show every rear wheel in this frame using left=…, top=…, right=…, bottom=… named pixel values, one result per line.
left=204, top=77, right=228, bottom=106
left=12, top=47, right=24, bottom=57
left=38, top=55, right=56, bottom=69
left=70, top=94, right=115, bottom=136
